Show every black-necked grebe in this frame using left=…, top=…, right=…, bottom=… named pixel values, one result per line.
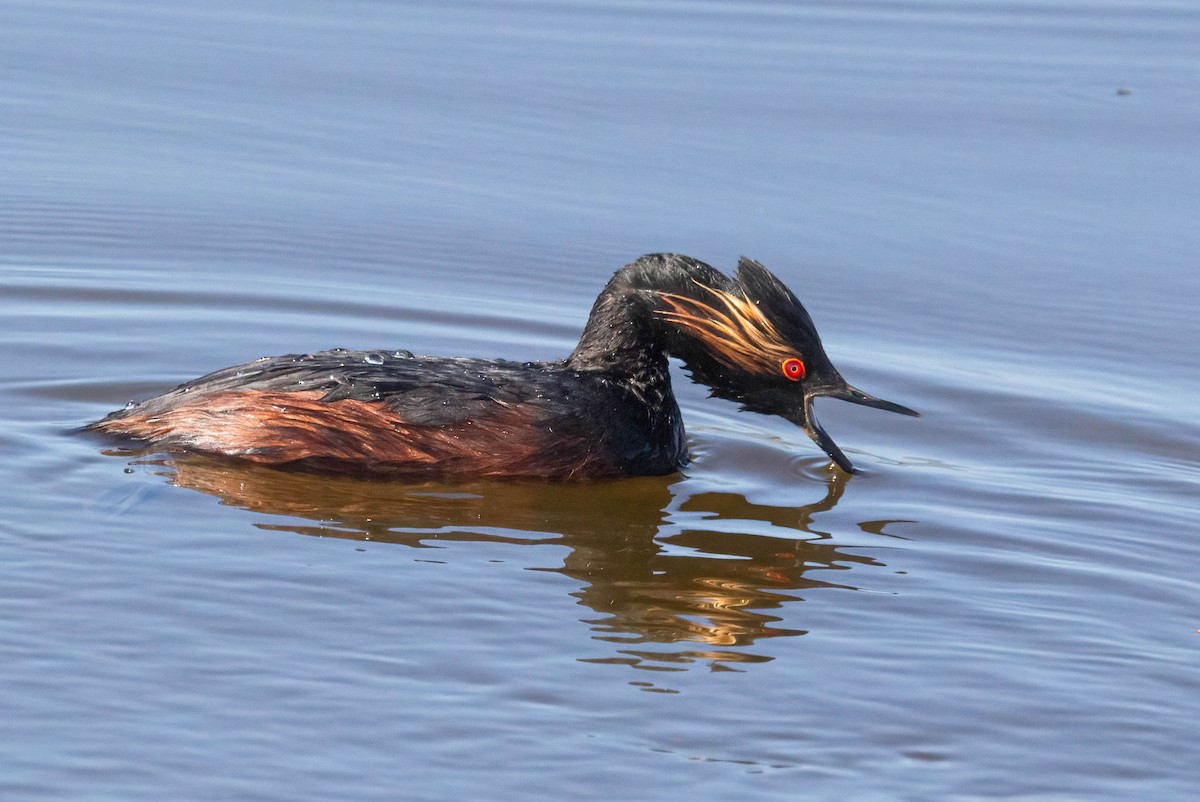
left=88, top=253, right=917, bottom=477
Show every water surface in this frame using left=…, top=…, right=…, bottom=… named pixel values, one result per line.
left=3, top=1, right=1199, bottom=799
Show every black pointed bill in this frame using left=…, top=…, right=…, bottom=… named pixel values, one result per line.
left=790, top=385, right=918, bottom=474
left=826, top=385, right=920, bottom=418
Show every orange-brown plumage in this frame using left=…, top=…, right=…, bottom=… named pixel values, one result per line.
left=91, top=389, right=614, bottom=477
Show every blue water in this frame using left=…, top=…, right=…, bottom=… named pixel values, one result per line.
left=3, top=1, right=1199, bottom=799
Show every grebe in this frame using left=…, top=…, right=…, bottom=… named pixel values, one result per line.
left=89, top=253, right=917, bottom=478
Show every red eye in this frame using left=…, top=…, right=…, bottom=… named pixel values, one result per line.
left=781, top=357, right=806, bottom=381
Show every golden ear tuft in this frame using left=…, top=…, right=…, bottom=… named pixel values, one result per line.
left=656, top=282, right=798, bottom=375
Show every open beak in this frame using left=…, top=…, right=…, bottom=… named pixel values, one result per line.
left=791, top=385, right=918, bottom=474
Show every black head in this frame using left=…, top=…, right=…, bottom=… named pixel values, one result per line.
left=654, top=256, right=918, bottom=473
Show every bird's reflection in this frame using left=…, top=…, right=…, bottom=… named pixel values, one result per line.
left=118, top=450, right=909, bottom=673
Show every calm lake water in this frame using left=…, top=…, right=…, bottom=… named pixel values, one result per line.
left=3, top=1, right=1199, bottom=799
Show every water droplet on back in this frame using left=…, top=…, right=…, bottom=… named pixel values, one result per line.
left=364, top=353, right=386, bottom=365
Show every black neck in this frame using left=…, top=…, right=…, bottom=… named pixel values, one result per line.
left=566, top=253, right=730, bottom=374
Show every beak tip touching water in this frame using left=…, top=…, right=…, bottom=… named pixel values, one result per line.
left=796, top=384, right=918, bottom=474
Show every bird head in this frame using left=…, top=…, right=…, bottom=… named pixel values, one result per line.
left=654, top=256, right=918, bottom=473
